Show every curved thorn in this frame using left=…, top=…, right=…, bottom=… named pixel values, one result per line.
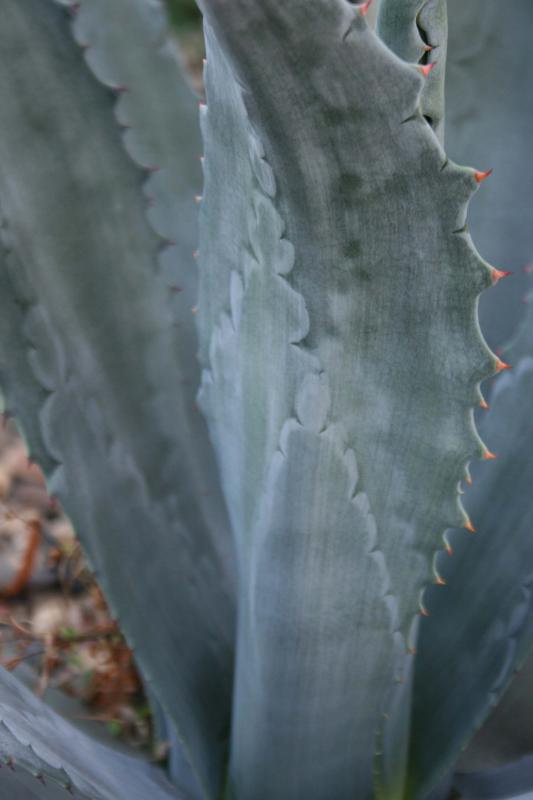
left=419, top=62, right=437, bottom=77
left=495, top=357, right=511, bottom=373
left=474, top=168, right=493, bottom=184
left=492, top=268, right=512, bottom=286
left=359, top=0, right=374, bottom=16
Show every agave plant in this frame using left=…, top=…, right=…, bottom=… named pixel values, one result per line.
left=0, top=0, right=532, bottom=798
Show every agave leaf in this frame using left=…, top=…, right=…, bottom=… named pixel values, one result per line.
left=377, top=0, right=447, bottom=141
left=1, top=768, right=72, bottom=800
left=457, top=651, right=533, bottom=776
left=68, top=0, right=203, bottom=303
left=444, top=0, right=533, bottom=351
left=0, top=1, right=235, bottom=796
left=0, top=244, right=54, bottom=473
left=196, top=1, right=495, bottom=796
left=454, top=759, right=533, bottom=800
left=0, top=666, right=182, bottom=800
left=410, top=333, right=533, bottom=796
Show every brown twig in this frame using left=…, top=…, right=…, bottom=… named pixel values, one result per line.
left=0, top=519, right=41, bottom=598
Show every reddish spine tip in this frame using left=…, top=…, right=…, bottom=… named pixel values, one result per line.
left=359, top=0, right=374, bottom=15
left=479, top=398, right=489, bottom=410
left=420, top=606, right=430, bottom=617
left=483, top=448, right=497, bottom=461
left=474, top=168, right=493, bottom=184
left=420, top=62, right=437, bottom=77
left=495, top=357, right=511, bottom=373
left=194, top=195, right=203, bottom=204
left=464, top=518, right=476, bottom=533
left=435, top=576, right=447, bottom=586
left=446, top=544, right=454, bottom=556
left=492, top=268, right=512, bottom=286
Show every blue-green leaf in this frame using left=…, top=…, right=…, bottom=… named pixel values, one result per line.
left=0, top=2, right=235, bottom=796
left=445, top=0, right=533, bottom=351
left=377, top=0, right=447, bottom=141
left=0, top=666, right=181, bottom=800
left=196, top=1, right=496, bottom=796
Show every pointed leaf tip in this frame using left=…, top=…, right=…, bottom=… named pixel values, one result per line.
left=474, top=168, right=493, bottom=184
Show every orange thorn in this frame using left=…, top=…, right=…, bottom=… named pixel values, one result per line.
left=464, top=517, right=476, bottom=533
left=446, top=543, right=454, bottom=556
left=420, top=606, right=430, bottom=617
left=483, top=448, right=497, bottom=461
left=194, top=195, right=202, bottom=204
left=419, top=62, right=437, bottom=77
left=359, top=0, right=374, bottom=15
left=435, top=576, right=447, bottom=586
left=479, top=398, right=489, bottom=410
left=474, top=168, right=493, bottom=184
left=495, top=357, right=511, bottom=373
left=492, top=268, right=512, bottom=285
left=422, top=44, right=434, bottom=52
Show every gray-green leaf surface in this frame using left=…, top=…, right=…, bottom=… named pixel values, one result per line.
left=411, top=334, right=533, bottom=797
left=0, top=1, right=235, bottom=797
left=197, top=1, right=495, bottom=796
left=377, top=0, right=447, bottom=141
left=0, top=666, right=182, bottom=800
left=445, top=0, right=533, bottom=351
